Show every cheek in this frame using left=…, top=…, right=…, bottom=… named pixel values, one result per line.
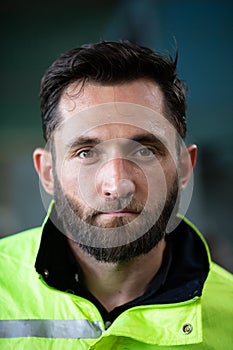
left=145, top=167, right=167, bottom=199
left=128, top=161, right=169, bottom=205
left=133, top=167, right=149, bottom=199
left=55, top=160, right=83, bottom=199
left=163, top=157, right=179, bottom=187
left=141, top=158, right=178, bottom=206
left=61, top=161, right=101, bottom=206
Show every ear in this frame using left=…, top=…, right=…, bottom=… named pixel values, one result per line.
left=33, top=148, right=54, bottom=195
left=180, top=144, right=197, bottom=189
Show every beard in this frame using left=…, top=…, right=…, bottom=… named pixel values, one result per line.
left=52, top=171, right=179, bottom=263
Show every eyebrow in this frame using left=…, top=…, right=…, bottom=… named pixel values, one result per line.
left=66, top=136, right=103, bottom=151
left=131, top=133, right=166, bottom=146
left=66, top=133, right=167, bottom=150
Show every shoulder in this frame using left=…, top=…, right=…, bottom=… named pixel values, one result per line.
left=206, top=262, right=233, bottom=291
left=0, top=227, right=42, bottom=266
left=201, top=263, right=233, bottom=347
left=0, top=227, right=43, bottom=307
left=202, top=262, right=233, bottom=316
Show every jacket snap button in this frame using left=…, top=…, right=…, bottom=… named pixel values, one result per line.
left=44, top=269, right=49, bottom=278
left=182, top=323, right=193, bottom=334
left=105, top=321, right=112, bottom=329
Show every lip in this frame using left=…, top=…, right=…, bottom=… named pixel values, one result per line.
left=98, top=211, right=139, bottom=217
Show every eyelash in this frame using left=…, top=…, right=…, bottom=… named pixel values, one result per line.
left=75, top=148, right=97, bottom=159
left=70, top=143, right=164, bottom=163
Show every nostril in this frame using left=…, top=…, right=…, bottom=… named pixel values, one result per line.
left=102, top=179, right=135, bottom=199
left=102, top=188, right=118, bottom=199
left=104, top=191, right=112, bottom=197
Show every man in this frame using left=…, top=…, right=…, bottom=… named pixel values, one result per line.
left=0, top=41, right=232, bottom=349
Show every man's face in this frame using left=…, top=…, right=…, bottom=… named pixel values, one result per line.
left=51, top=79, right=181, bottom=262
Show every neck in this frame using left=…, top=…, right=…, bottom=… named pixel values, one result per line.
left=68, top=238, right=167, bottom=312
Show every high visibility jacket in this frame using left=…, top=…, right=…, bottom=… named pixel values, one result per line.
left=0, top=217, right=233, bottom=349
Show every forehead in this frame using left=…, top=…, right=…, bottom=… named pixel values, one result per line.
left=58, top=79, right=165, bottom=119
left=54, top=80, right=177, bottom=149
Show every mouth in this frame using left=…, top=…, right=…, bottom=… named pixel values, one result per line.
left=86, top=209, right=142, bottom=228
left=97, top=210, right=140, bottom=218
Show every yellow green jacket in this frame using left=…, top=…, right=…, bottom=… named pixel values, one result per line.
left=0, top=217, right=233, bottom=349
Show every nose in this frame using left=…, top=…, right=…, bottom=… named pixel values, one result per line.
left=98, top=158, right=136, bottom=199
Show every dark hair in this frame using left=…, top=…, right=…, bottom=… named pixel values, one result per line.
left=40, top=40, right=187, bottom=141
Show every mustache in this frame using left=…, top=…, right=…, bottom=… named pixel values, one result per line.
left=70, top=197, right=145, bottom=220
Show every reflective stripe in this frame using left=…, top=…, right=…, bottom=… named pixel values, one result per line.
left=0, top=319, right=103, bottom=339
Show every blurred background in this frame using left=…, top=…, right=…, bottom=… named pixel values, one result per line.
left=0, top=0, right=233, bottom=272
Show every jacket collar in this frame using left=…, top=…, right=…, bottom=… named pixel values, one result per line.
left=35, top=204, right=209, bottom=317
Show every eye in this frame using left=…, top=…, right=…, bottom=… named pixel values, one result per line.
left=135, top=147, right=154, bottom=157
left=76, top=149, right=97, bottom=159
